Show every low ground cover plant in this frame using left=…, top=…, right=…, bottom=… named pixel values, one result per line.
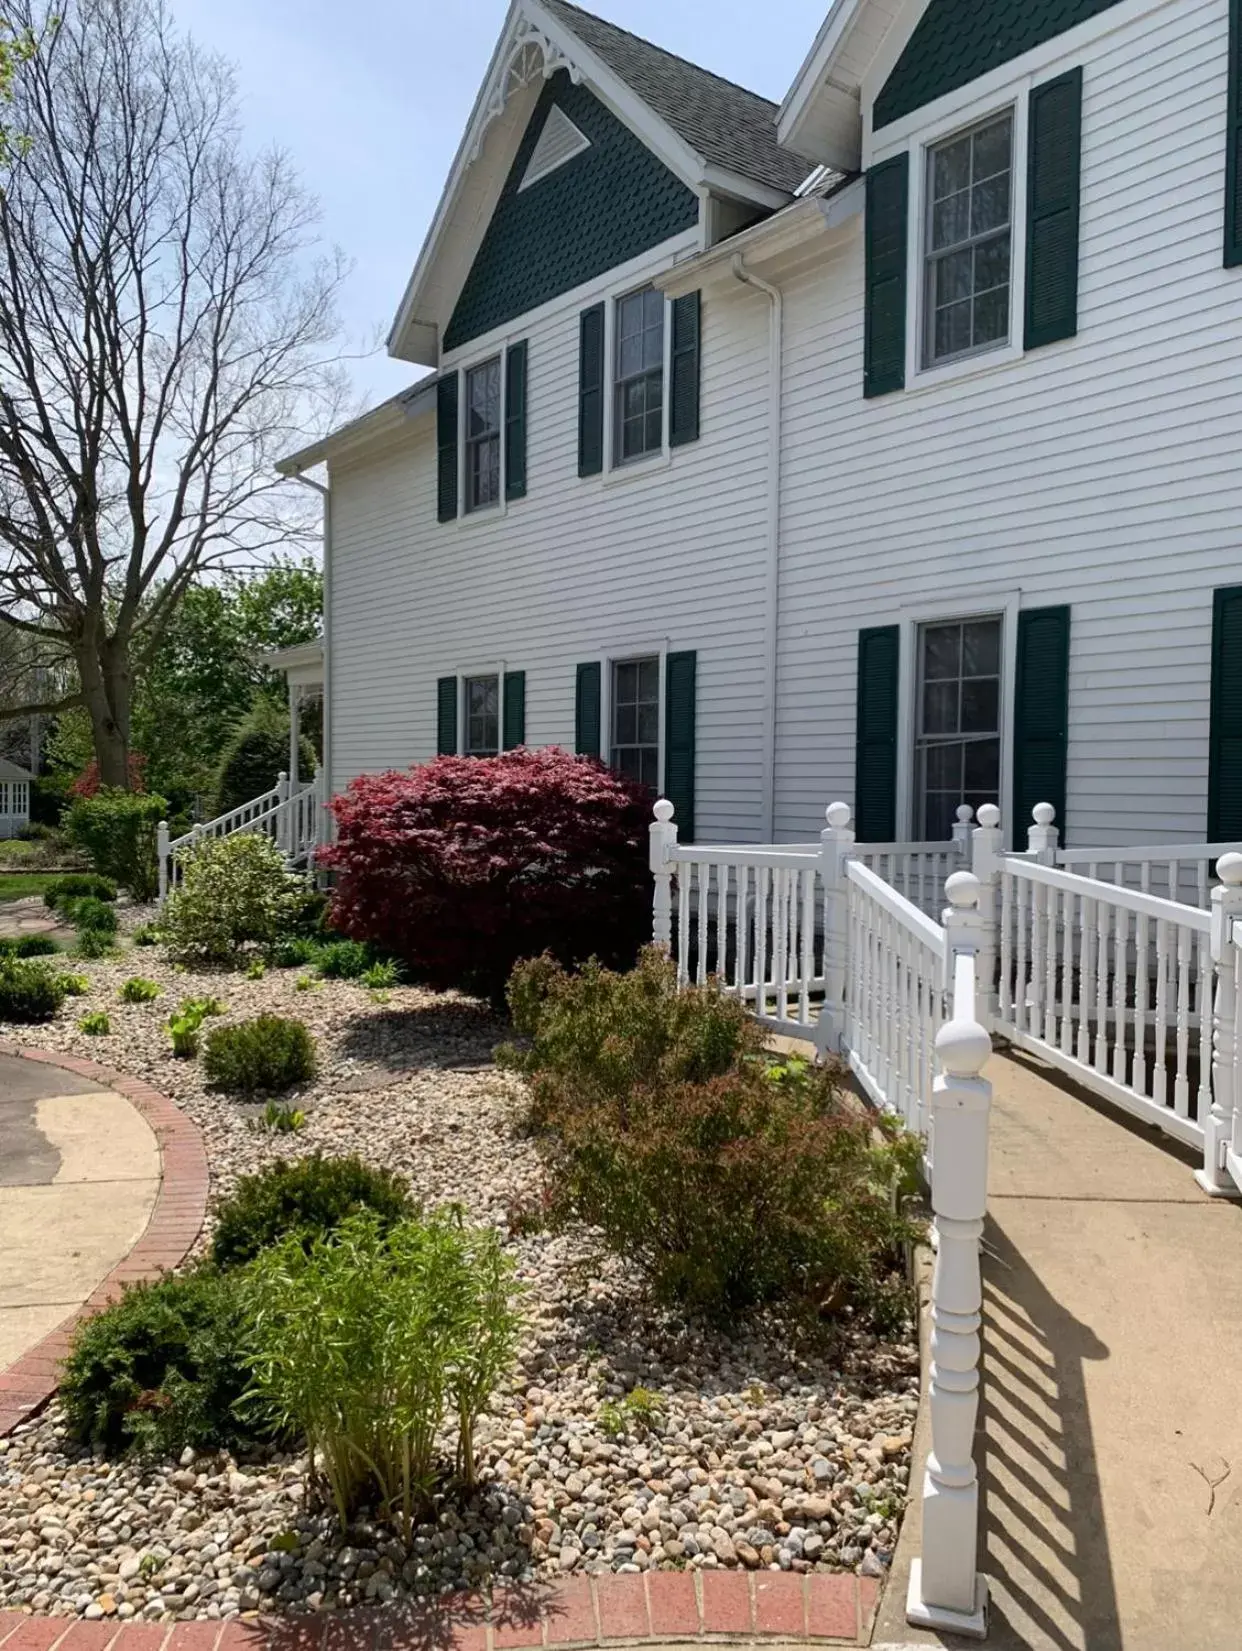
left=162, top=835, right=310, bottom=966
left=167, top=1000, right=209, bottom=1057
left=78, top=1010, right=110, bottom=1035
left=202, top=1013, right=316, bottom=1094
left=0, top=935, right=59, bottom=959
left=0, top=958, right=69, bottom=1023
left=44, top=873, right=117, bottom=909
left=265, top=935, right=319, bottom=969
left=64, top=896, right=118, bottom=937
left=314, top=939, right=371, bottom=980
left=506, top=950, right=921, bottom=1325
left=119, top=977, right=161, bottom=1003
left=210, top=1154, right=414, bottom=1270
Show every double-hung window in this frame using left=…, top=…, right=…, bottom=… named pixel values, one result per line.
left=464, top=359, right=501, bottom=512
left=614, top=288, right=664, bottom=464
left=463, top=674, right=500, bottom=756
left=924, top=112, right=1013, bottom=367
left=915, top=617, right=1002, bottom=839
left=610, top=656, right=660, bottom=788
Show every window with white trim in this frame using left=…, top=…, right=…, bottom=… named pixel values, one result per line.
left=610, top=656, right=660, bottom=787
left=464, top=674, right=500, bottom=756
left=613, top=288, right=664, bottom=464
left=464, top=358, right=501, bottom=512
left=924, top=111, right=1013, bottom=367
left=915, top=617, right=1002, bottom=839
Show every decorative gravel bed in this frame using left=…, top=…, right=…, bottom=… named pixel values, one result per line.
left=0, top=915, right=919, bottom=1622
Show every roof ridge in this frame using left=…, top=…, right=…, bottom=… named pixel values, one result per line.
left=543, top=0, right=783, bottom=114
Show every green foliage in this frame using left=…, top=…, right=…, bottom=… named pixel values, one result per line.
left=59, top=1268, right=260, bottom=1456
left=202, top=1014, right=317, bottom=1094
left=314, top=939, right=370, bottom=980
left=64, top=791, right=166, bottom=900
left=44, top=873, right=117, bottom=909
left=257, top=1102, right=305, bottom=1134
left=75, top=928, right=112, bottom=960
left=294, top=974, right=319, bottom=992
left=210, top=1154, right=414, bottom=1271
left=244, top=1211, right=522, bottom=1532
left=58, top=972, right=90, bottom=996
left=509, top=952, right=921, bottom=1325
left=132, top=923, right=160, bottom=947
left=245, top=957, right=266, bottom=981
left=65, top=896, right=118, bottom=936
left=78, top=1010, right=111, bottom=1035
left=266, top=935, right=320, bottom=969
left=0, top=934, right=58, bottom=958
left=161, top=834, right=309, bottom=966
left=597, top=1388, right=662, bottom=1439
left=360, top=960, right=399, bottom=990
left=119, top=977, right=161, bottom=1003
left=0, top=957, right=68, bottom=1022
left=214, top=695, right=316, bottom=817
left=167, top=1000, right=209, bottom=1057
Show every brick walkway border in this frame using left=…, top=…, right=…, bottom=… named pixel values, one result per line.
left=0, top=1571, right=881, bottom=1651
left=0, top=1043, right=209, bottom=1437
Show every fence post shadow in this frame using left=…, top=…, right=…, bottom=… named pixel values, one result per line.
left=976, top=1213, right=1120, bottom=1651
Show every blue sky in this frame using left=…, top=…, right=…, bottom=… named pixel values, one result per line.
left=171, top=0, right=827, bottom=406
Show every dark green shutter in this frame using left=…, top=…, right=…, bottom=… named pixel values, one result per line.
left=669, top=291, right=701, bottom=448
left=1209, top=587, right=1242, bottom=837
left=664, top=651, right=697, bottom=842
left=855, top=626, right=900, bottom=841
left=575, top=662, right=601, bottom=757
left=504, top=341, right=528, bottom=501
left=578, top=304, right=605, bottom=476
left=864, top=155, right=908, bottom=399
left=436, top=374, right=458, bottom=524
left=437, top=676, right=458, bottom=755
left=1013, top=606, right=1071, bottom=846
left=1228, top=0, right=1242, bottom=266
left=503, top=670, right=526, bottom=750
left=1024, top=67, right=1083, bottom=350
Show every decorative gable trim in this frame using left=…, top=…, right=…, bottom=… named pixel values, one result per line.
left=470, top=13, right=585, bottom=165
left=519, top=104, right=591, bottom=190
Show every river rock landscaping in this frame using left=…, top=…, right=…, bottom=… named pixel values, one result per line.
left=0, top=907, right=918, bottom=1623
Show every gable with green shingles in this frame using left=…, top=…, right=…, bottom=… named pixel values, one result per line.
left=874, top=0, right=1126, bottom=130
left=445, top=71, right=699, bottom=352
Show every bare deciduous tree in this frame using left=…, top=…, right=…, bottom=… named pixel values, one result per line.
left=0, top=0, right=346, bottom=786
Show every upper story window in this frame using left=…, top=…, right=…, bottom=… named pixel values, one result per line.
left=915, top=617, right=1002, bottom=839
left=464, top=673, right=500, bottom=756
left=614, top=288, right=664, bottom=465
left=924, top=112, right=1013, bottom=368
left=465, top=358, right=501, bottom=512
left=611, top=655, right=660, bottom=787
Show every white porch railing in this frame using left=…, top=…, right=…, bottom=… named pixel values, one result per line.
left=1057, top=839, right=1235, bottom=908
left=157, top=768, right=326, bottom=904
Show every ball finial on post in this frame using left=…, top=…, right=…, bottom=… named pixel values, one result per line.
left=825, top=801, right=852, bottom=830
left=976, top=803, right=1000, bottom=829
left=1217, top=851, right=1242, bottom=887
left=1032, top=801, right=1056, bottom=826
left=653, top=798, right=675, bottom=823
left=945, top=869, right=981, bottom=910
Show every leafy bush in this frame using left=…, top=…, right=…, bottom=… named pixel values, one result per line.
left=168, top=1000, right=209, bottom=1057
left=509, top=952, right=921, bottom=1324
left=0, top=958, right=68, bottom=1023
left=266, top=935, right=320, bottom=969
left=245, top=957, right=266, bottom=981
left=210, top=1153, right=414, bottom=1270
left=132, top=923, right=160, bottom=947
left=60, top=1267, right=260, bottom=1456
left=314, top=939, right=371, bottom=980
left=162, top=834, right=309, bottom=966
left=320, top=748, right=651, bottom=1001
left=44, top=873, right=117, bottom=910
left=66, top=897, right=118, bottom=936
left=79, top=1010, right=111, bottom=1035
left=64, top=791, right=166, bottom=901
left=119, top=977, right=161, bottom=1003
left=214, top=697, right=316, bottom=817
left=361, top=960, right=399, bottom=990
left=58, top=972, right=90, bottom=997
left=75, top=928, right=112, bottom=960
left=202, top=1014, right=317, bottom=1094
left=244, top=1211, right=522, bottom=1532
left=0, top=935, right=59, bottom=959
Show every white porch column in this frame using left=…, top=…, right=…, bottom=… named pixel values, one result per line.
left=650, top=799, right=678, bottom=954
left=816, top=801, right=855, bottom=1058
left=1196, top=853, right=1242, bottom=1197
left=289, top=681, right=301, bottom=787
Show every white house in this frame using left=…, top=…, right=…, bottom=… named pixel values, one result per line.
left=278, top=0, right=1242, bottom=854
left=0, top=757, right=31, bottom=840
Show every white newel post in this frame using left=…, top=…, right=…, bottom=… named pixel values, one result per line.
left=1195, top=853, right=1242, bottom=1197
left=817, top=801, right=856, bottom=1057
left=1027, top=801, right=1058, bottom=864
left=157, top=820, right=169, bottom=906
left=275, top=770, right=290, bottom=856
left=650, top=799, right=678, bottom=953
left=952, top=804, right=975, bottom=856
left=971, top=804, right=1004, bottom=1016
left=908, top=869, right=991, bottom=1639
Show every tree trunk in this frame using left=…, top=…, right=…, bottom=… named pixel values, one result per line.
left=77, top=636, right=132, bottom=789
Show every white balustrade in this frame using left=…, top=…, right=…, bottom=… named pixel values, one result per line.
left=1057, top=834, right=1242, bottom=909
left=157, top=769, right=324, bottom=906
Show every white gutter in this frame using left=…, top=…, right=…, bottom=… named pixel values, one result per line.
left=285, top=475, right=333, bottom=839
left=730, top=254, right=783, bottom=842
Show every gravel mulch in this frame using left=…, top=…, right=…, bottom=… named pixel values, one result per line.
left=0, top=912, right=919, bottom=1622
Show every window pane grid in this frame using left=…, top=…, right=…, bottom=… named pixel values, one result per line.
left=925, top=113, right=1013, bottom=367
left=915, top=618, right=1002, bottom=840
left=611, top=656, right=660, bottom=789
left=465, top=359, right=501, bottom=512
left=464, top=674, right=499, bottom=756
left=614, top=289, right=664, bottom=464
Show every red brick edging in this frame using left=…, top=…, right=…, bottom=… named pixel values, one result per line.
left=0, top=1043, right=209, bottom=1436
left=0, top=1571, right=880, bottom=1650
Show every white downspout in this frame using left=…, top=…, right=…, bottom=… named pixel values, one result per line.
left=287, top=472, right=331, bottom=835
left=730, top=254, right=782, bottom=841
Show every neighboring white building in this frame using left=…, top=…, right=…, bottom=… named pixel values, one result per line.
left=280, top=0, right=1242, bottom=852
left=0, top=758, right=31, bottom=840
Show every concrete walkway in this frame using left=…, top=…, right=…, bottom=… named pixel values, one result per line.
left=875, top=1050, right=1242, bottom=1651
left=0, top=1053, right=160, bottom=1369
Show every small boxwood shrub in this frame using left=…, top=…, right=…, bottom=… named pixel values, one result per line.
left=162, top=834, right=309, bottom=966
left=64, top=791, right=166, bottom=901
left=314, top=939, right=371, bottom=980
left=44, top=873, right=117, bottom=910
left=0, top=935, right=59, bottom=959
left=75, top=927, right=112, bottom=960
left=210, top=1153, right=414, bottom=1270
left=0, top=958, right=68, bottom=1023
left=320, top=747, right=651, bottom=1001
left=60, top=1267, right=261, bottom=1456
left=66, top=897, right=119, bottom=936
left=202, top=1014, right=317, bottom=1094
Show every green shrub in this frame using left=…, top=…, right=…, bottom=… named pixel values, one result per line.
left=58, top=972, right=90, bottom=997
left=360, top=960, right=399, bottom=990
left=245, top=957, right=266, bottom=981
left=64, top=792, right=166, bottom=901
left=508, top=952, right=921, bottom=1325
left=0, top=958, right=68, bottom=1023
left=214, top=697, right=316, bottom=817
left=75, top=928, right=112, bottom=960
left=78, top=1010, right=111, bottom=1035
left=210, top=1153, right=413, bottom=1270
left=132, top=923, right=160, bottom=947
left=60, top=1267, right=261, bottom=1456
left=314, top=939, right=371, bottom=980
left=66, top=897, right=119, bottom=936
left=119, top=977, right=161, bottom=1003
left=162, top=834, right=308, bottom=966
left=244, top=1211, right=522, bottom=1532
left=266, top=935, right=320, bottom=969
left=0, top=935, right=59, bottom=959
left=44, top=873, right=117, bottom=910
left=202, top=1014, right=316, bottom=1094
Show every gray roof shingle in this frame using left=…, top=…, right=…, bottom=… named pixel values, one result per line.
left=541, top=0, right=807, bottom=196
